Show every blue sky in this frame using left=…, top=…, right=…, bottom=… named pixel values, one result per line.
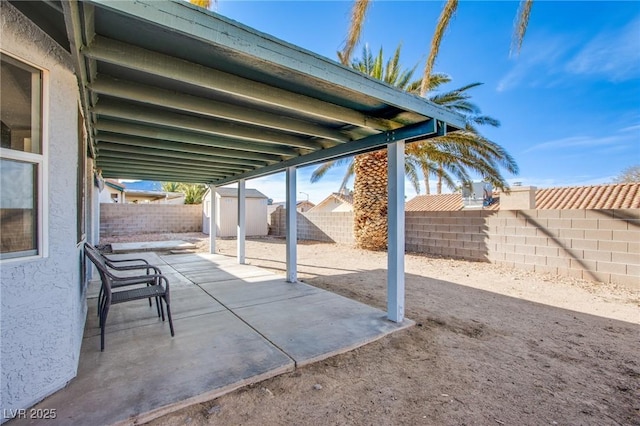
left=165, top=0, right=640, bottom=203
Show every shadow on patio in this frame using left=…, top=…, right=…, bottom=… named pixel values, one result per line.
left=22, top=252, right=412, bottom=425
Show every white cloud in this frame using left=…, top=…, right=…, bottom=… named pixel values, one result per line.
left=620, top=124, right=640, bottom=133
left=497, top=16, right=640, bottom=91
left=565, top=17, right=640, bottom=81
left=523, top=127, right=638, bottom=153
left=497, top=35, right=570, bottom=92
left=523, top=135, right=618, bottom=153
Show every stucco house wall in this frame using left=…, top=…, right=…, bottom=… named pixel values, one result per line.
left=1, top=3, right=87, bottom=416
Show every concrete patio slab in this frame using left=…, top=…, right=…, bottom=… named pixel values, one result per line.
left=199, top=278, right=323, bottom=309
left=234, top=289, right=414, bottom=366
left=111, top=240, right=196, bottom=254
left=83, top=285, right=226, bottom=338
left=21, top=251, right=412, bottom=425
left=30, top=311, right=294, bottom=426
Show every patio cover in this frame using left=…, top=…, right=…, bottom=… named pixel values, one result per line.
left=13, top=0, right=466, bottom=184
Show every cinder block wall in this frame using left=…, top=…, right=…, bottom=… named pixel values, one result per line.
left=407, top=209, right=639, bottom=289
left=406, top=210, right=494, bottom=261
left=298, top=211, right=355, bottom=244
left=274, top=207, right=639, bottom=289
left=100, top=204, right=202, bottom=237
left=486, top=209, right=639, bottom=289
left=269, top=208, right=355, bottom=245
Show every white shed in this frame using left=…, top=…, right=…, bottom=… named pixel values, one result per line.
left=203, top=187, right=269, bottom=237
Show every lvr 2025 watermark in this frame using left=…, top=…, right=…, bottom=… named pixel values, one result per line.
left=3, top=408, right=57, bottom=420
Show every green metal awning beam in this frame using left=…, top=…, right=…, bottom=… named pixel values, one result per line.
left=212, top=119, right=440, bottom=186
left=97, top=152, right=253, bottom=172
left=89, top=76, right=350, bottom=142
left=81, top=36, right=401, bottom=131
left=100, top=170, right=213, bottom=183
left=96, top=159, right=238, bottom=176
left=95, top=120, right=298, bottom=158
left=96, top=143, right=262, bottom=168
left=96, top=143, right=264, bottom=169
left=92, top=100, right=331, bottom=151
left=97, top=162, right=230, bottom=178
left=95, top=134, right=279, bottom=165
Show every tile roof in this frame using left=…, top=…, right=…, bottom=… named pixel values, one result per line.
left=406, top=193, right=464, bottom=211
left=535, top=183, right=640, bottom=210
left=405, top=183, right=640, bottom=211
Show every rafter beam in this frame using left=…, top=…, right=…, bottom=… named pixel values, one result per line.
left=92, top=100, right=327, bottom=151
left=100, top=169, right=223, bottom=183
left=82, top=36, right=400, bottom=131
left=96, top=161, right=231, bottom=178
left=95, top=120, right=298, bottom=158
left=89, top=76, right=349, bottom=142
left=97, top=152, right=251, bottom=172
left=96, top=142, right=262, bottom=169
left=96, top=143, right=264, bottom=170
left=95, top=133, right=279, bottom=165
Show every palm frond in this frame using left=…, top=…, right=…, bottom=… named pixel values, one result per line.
left=420, top=0, right=458, bottom=96
left=511, top=0, right=534, bottom=56
left=340, top=0, right=371, bottom=65
left=339, top=160, right=356, bottom=192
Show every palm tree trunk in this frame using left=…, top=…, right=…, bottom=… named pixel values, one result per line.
left=353, top=150, right=388, bottom=250
left=420, top=163, right=431, bottom=195
left=437, top=164, right=443, bottom=194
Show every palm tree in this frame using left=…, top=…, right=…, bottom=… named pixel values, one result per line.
left=161, top=182, right=182, bottom=193
left=339, top=0, right=534, bottom=91
left=182, top=183, right=207, bottom=204
left=311, top=44, right=518, bottom=250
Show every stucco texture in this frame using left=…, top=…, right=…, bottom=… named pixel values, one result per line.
left=1, top=2, right=86, bottom=416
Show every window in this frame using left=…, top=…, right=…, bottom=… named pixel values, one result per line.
left=1, top=53, right=44, bottom=260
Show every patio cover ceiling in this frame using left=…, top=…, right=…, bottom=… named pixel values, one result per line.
left=21, top=0, right=466, bottom=185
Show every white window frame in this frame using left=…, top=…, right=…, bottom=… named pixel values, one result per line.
left=0, top=50, right=49, bottom=263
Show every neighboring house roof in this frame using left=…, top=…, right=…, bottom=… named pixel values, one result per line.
left=331, top=192, right=354, bottom=206
left=310, top=192, right=354, bottom=212
left=104, top=179, right=125, bottom=191
left=405, top=183, right=640, bottom=211
left=406, top=194, right=464, bottom=211
left=535, top=183, right=640, bottom=210
left=214, top=187, right=268, bottom=199
left=297, top=200, right=315, bottom=207
left=125, top=190, right=184, bottom=200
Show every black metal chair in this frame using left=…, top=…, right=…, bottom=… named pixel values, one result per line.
left=84, top=243, right=161, bottom=316
left=84, top=243, right=175, bottom=351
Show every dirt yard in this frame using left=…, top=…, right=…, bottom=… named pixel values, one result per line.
left=102, top=233, right=639, bottom=425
